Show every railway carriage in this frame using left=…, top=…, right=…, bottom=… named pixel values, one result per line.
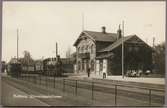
left=7, top=62, right=22, bottom=77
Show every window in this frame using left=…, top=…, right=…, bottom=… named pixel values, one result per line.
left=83, top=46, right=86, bottom=53
left=78, top=47, right=80, bottom=53
left=128, top=46, right=139, bottom=52
left=91, top=60, right=94, bottom=71
left=81, top=46, right=84, bottom=53
left=86, top=45, right=88, bottom=51
left=82, top=61, right=84, bottom=70
left=84, top=46, right=87, bottom=52
left=88, top=46, right=91, bottom=51
left=91, top=44, right=94, bottom=53
left=100, top=60, right=103, bottom=71
left=78, top=61, right=81, bottom=71
left=128, top=46, right=132, bottom=52
left=134, top=46, right=139, bottom=52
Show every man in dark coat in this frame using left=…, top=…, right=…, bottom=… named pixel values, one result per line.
left=87, top=67, right=90, bottom=77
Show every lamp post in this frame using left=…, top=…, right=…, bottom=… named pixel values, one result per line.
left=122, top=21, right=124, bottom=78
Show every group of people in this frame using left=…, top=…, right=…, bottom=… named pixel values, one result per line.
left=86, top=67, right=107, bottom=79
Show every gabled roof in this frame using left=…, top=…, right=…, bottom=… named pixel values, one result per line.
left=96, top=53, right=114, bottom=59
left=99, top=35, right=152, bottom=52
left=74, top=30, right=117, bottom=46
left=84, top=31, right=118, bottom=42
left=98, top=35, right=134, bottom=52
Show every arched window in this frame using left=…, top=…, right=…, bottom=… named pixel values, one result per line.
left=81, top=46, right=84, bottom=53
left=85, top=45, right=89, bottom=52
left=91, top=44, right=94, bottom=53
left=78, top=47, right=80, bottom=53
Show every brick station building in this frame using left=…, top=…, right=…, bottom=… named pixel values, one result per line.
left=73, top=26, right=152, bottom=76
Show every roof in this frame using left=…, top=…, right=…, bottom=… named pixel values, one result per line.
left=34, top=60, right=43, bottom=64
left=96, top=53, right=114, bottom=59
left=99, top=35, right=134, bottom=52
left=74, top=30, right=118, bottom=46
left=84, top=31, right=118, bottom=42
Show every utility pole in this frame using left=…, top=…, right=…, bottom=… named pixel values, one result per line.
left=122, top=21, right=124, bottom=78
left=152, top=37, right=156, bottom=74
left=56, top=42, right=58, bottom=57
left=82, top=12, right=84, bottom=31
left=17, top=29, right=19, bottom=61
left=153, top=37, right=155, bottom=48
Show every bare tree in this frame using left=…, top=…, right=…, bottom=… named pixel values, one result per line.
left=66, top=47, right=72, bottom=58
left=22, top=50, right=34, bottom=65
left=153, top=42, right=165, bottom=75
left=66, top=47, right=74, bottom=64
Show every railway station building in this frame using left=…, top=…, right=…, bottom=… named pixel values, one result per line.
left=73, top=26, right=153, bottom=77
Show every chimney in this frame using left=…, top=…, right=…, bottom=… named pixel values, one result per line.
left=102, top=26, right=106, bottom=34
left=117, top=24, right=122, bottom=39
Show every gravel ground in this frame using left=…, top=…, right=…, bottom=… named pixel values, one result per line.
left=1, top=75, right=165, bottom=107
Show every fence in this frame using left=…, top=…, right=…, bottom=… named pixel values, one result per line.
left=18, top=74, right=164, bottom=106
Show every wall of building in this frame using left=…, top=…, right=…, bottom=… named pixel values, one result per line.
left=108, top=43, right=152, bottom=75
left=75, top=33, right=153, bottom=77
left=76, top=35, right=96, bottom=74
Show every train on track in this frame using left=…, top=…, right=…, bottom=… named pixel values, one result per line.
left=7, top=55, right=74, bottom=77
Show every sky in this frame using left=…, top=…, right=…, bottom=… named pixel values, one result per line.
left=2, top=1, right=166, bottom=62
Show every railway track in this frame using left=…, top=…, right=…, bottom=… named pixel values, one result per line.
left=2, top=75, right=165, bottom=106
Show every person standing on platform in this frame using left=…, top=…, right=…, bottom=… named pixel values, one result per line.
left=87, top=67, right=90, bottom=77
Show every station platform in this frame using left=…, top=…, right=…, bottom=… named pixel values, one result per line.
left=69, top=73, right=165, bottom=85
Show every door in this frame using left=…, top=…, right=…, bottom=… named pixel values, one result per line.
left=103, top=59, right=108, bottom=76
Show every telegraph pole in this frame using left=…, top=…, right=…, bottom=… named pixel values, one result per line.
left=82, top=12, right=84, bottom=31
left=153, top=37, right=155, bottom=48
left=17, top=29, right=19, bottom=61
left=56, top=42, right=58, bottom=57
left=122, top=21, right=124, bottom=78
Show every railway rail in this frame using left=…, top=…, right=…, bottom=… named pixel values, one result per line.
left=9, top=73, right=165, bottom=106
